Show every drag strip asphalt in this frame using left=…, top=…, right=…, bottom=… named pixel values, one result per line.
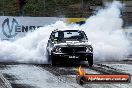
left=0, top=61, right=131, bottom=88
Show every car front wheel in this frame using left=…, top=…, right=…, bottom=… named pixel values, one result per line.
left=88, top=59, right=93, bottom=67
left=51, top=53, right=56, bottom=66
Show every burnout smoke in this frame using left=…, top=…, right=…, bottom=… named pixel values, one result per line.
left=0, top=1, right=130, bottom=63
left=81, top=1, right=130, bottom=61
left=0, top=21, right=67, bottom=63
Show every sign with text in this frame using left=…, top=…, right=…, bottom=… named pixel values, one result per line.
left=0, top=16, right=64, bottom=40
left=76, top=66, right=131, bottom=85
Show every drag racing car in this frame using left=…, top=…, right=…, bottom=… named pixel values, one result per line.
left=46, top=29, right=93, bottom=66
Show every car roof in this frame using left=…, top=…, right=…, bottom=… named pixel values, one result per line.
left=53, top=29, right=83, bottom=32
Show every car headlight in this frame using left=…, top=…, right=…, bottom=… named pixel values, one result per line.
left=86, top=46, right=93, bottom=52
left=55, top=47, right=62, bottom=53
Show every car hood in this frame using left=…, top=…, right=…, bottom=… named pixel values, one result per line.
left=54, top=40, right=92, bottom=46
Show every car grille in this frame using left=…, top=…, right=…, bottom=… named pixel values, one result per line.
left=61, top=47, right=86, bottom=53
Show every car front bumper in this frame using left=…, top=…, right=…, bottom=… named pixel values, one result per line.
left=52, top=52, right=93, bottom=62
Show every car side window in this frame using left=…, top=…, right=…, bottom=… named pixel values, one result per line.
left=55, top=32, right=58, bottom=38
left=50, top=32, right=56, bottom=41
left=50, top=32, right=59, bottom=42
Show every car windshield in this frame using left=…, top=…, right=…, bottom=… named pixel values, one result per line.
left=53, top=30, right=87, bottom=42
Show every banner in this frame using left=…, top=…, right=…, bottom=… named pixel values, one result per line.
left=0, top=16, right=65, bottom=40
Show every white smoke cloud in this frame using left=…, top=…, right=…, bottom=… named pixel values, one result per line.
left=81, top=1, right=130, bottom=61
left=0, top=21, right=67, bottom=64
left=0, top=1, right=130, bottom=64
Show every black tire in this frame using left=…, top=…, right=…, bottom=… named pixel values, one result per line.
left=48, top=55, right=51, bottom=63
left=51, top=53, right=56, bottom=66
left=46, top=50, right=50, bottom=63
left=88, top=58, right=93, bottom=67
